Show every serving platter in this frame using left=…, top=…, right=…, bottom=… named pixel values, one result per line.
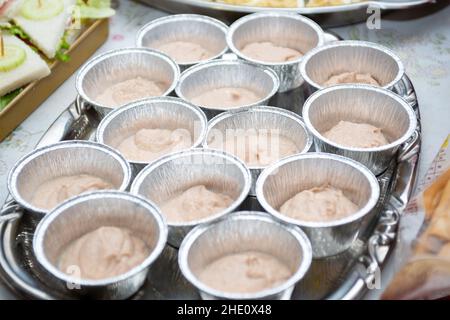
left=0, top=50, right=421, bottom=299
left=139, top=0, right=432, bottom=26
left=0, top=100, right=420, bottom=299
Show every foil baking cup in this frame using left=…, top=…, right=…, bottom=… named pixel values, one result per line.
left=178, top=211, right=312, bottom=300
left=204, top=106, right=312, bottom=195
left=95, top=96, right=208, bottom=171
left=130, top=148, right=252, bottom=247
left=7, top=141, right=132, bottom=216
left=76, top=47, right=180, bottom=117
left=302, top=84, right=417, bottom=175
left=175, top=59, right=280, bottom=119
left=33, top=191, right=167, bottom=299
left=227, top=12, right=324, bottom=92
left=136, top=14, right=229, bottom=71
left=300, top=40, right=404, bottom=94
left=256, top=153, right=380, bottom=258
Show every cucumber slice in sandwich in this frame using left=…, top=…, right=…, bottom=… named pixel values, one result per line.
left=0, top=33, right=50, bottom=97
left=13, top=0, right=75, bottom=59
left=0, top=45, right=26, bottom=72
left=20, top=0, right=64, bottom=21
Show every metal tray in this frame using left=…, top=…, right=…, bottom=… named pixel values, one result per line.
left=139, top=0, right=432, bottom=26
left=0, top=40, right=421, bottom=299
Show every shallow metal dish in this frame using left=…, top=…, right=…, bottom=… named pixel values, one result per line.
left=0, top=31, right=421, bottom=299
left=0, top=73, right=420, bottom=300
left=139, top=0, right=432, bottom=27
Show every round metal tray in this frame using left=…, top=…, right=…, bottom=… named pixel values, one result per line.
left=0, top=31, right=421, bottom=298
left=139, top=0, right=432, bottom=26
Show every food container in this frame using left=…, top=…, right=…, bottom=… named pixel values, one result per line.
left=300, top=40, right=404, bottom=94
left=175, top=59, right=279, bottom=119
left=256, top=153, right=380, bottom=258
left=32, top=191, right=167, bottom=299
left=204, top=106, right=312, bottom=195
left=130, top=148, right=252, bottom=247
left=7, top=141, right=132, bottom=216
left=178, top=211, right=312, bottom=300
left=76, top=48, right=180, bottom=117
left=95, top=96, right=208, bottom=171
left=227, top=12, right=324, bottom=92
left=0, top=19, right=109, bottom=142
left=136, top=14, right=228, bottom=71
left=302, top=85, right=418, bottom=175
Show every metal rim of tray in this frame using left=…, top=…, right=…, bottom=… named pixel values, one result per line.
left=158, top=0, right=431, bottom=14
left=140, top=0, right=435, bottom=28
left=0, top=43, right=421, bottom=300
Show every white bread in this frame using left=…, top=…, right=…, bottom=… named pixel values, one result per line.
left=0, top=33, right=51, bottom=96
left=13, top=0, right=75, bottom=59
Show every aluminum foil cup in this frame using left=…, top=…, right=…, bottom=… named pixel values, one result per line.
left=300, top=40, right=404, bottom=94
left=33, top=191, right=167, bottom=299
left=302, top=85, right=417, bottom=175
left=256, top=153, right=380, bottom=258
left=204, top=106, right=312, bottom=195
left=7, top=141, right=132, bottom=216
left=136, top=14, right=228, bottom=71
left=130, top=148, right=251, bottom=247
left=178, top=211, right=312, bottom=300
left=96, top=97, right=208, bottom=171
left=76, top=48, right=180, bottom=117
left=175, top=59, right=280, bottom=119
left=227, top=12, right=324, bottom=92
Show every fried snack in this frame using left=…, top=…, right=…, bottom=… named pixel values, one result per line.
left=423, top=169, right=450, bottom=220
left=382, top=168, right=450, bottom=300
left=382, top=258, right=450, bottom=300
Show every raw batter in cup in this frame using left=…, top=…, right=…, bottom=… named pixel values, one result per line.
left=160, top=185, right=233, bottom=223
left=117, top=128, right=192, bottom=162
left=154, top=41, right=214, bottom=64
left=199, top=250, right=293, bottom=293
left=323, top=120, right=389, bottom=148
left=323, top=72, right=380, bottom=86
left=241, top=41, right=303, bottom=63
left=280, top=185, right=359, bottom=222
left=58, top=226, right=149, bottom=280
left=191, top=87, right=262, bottom=109
left=208, top=129, right=299, bottom=166
left=95, top=77, right=167, bottom=107
left=31, top=174, right=114, bottom=210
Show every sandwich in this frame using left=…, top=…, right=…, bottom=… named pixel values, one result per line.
left=0, top=32, right=51, bottom=109
left=1, top=0, right=115, bottom=60
left=0, top=0, right=114, bottom=110
left=12, top=0, right=77, bottom=59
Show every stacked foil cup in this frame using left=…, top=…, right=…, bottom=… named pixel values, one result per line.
left=4, top=13, right=421, bottom=300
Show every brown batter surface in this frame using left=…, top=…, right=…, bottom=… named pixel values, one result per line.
left=191, top=87, right=262, bottom=109
left=323, top=71, right=380, bottom=86
left=208, top=129, right=299, bottom=167
left=59, top=226, right=149, bottom=280
left=241, top=42, right=303, bottom=63
left=160, top=185, right=234, bottom=223
left=323, top=120, right=389, bottom=148
left=31, top=174, right=114, bottom=210
left=95, top=77, right=167, bottom=107
left=280, top=185, right=359, bottom=222
left=117, top=128, right=192, bottom=162
left=199, top=251, right=293, bottom=293
left=154, top=41, right=214, bottom=64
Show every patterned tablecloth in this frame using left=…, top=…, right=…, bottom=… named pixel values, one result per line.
left=0, top=0, right=449, bottom=299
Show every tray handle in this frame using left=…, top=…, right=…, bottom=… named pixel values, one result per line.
left=398, top=129, right=420, bottom=162
left=0, top=199, right=22, bottom=224
left=359, top=204, right=399, bottom=291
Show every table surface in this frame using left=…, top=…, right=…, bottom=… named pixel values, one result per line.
left=0, top=0, right=449, bottom=300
